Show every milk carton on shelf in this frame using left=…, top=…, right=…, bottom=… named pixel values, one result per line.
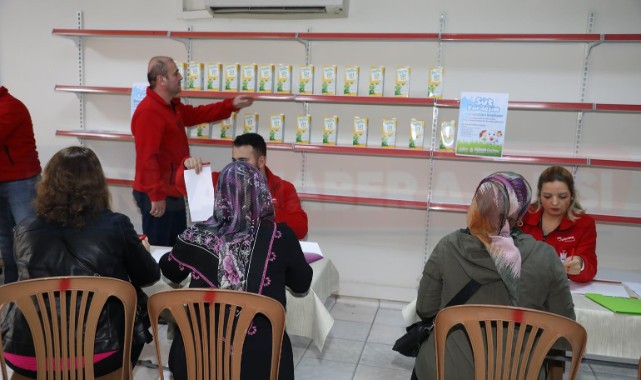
left=344, top=66, right=359, bottom=96
left=296, top=115, right=311, bottom=144
left=258, top=64, right=274, bottom=93
left=217, top=112, right=236, bottom=140
left=190, top=123, right=212, bottom=138
left=299, top=65, right=315, bottom=95
left=409, top=119, right=425, bottom=150
left=187, top=62, right=204, bottom=90
left=205, top=63, right=222, bottom=91
left=242, top=113, right=259, bottom=135
left=369, top=66, right=385, bottom=96
left=381, top=118, right=397, bottom=148
left=321, top=65, right=337, bottom=95
left=269, top=114, right=285, bottom=142
left=322, top=116, right=338, bottom=145
left=276, top=64, right=292, bottom=94
left=175, top=61, right=188, bottom=90
left=428, top=66, right=444, bottom=99
left=352, top=116, right=368, bottom=147
left=223, top=63, right=240, bottom=92
left=241, top=63, right=257, bottom=92
left=395, top=66, right=411, bottom=97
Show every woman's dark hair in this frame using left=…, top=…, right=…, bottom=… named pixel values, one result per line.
left=532, top=166, right=585, bottom=221
left=35, top=146, right=110, bottom=228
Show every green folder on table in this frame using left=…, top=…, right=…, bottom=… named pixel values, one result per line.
left=585, top=293, right=641, bottom=315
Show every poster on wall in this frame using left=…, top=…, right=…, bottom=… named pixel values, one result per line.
left=455, top=92, right=509, bottom=157
left=130, top=82, right=148, bottom=117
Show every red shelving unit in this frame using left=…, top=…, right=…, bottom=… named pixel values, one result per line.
left=439, top=33, right=602, bottom=42
left=101, top=178, right=641, bottom=225
left=56, top=130, right=641, bottom=169
left=52, top=28, right=640, bottom=44
left=170, top=31, right=297, bottom=40
left=294, top=144, right=431, bottom=159
left=52, top=29, right=169, bottom=38
left=54, top=28, right=641, bottom=230
left=54, top=85, right=641, bottom=113
left=432, top=151, right=588, bottom=166
left=56, top=130, right=133, bottom=141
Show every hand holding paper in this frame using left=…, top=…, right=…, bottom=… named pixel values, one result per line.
left=184, top=164, right=215, bottom=222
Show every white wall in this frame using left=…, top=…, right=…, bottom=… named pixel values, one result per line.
left=1, top=0, right=640, bottom=301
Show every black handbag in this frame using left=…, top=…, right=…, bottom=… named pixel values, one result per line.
left=393, top=279, right=481, bottom=357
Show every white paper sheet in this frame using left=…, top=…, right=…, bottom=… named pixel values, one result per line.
left=299, top=241, right=323, bottom=256
left=150, top=246, right=172, bottom=263
left=624, top=282, right=641, bottom=298
left=184, top=165, right=215, bottom=222
left=570, top=280, right=630, bottom=298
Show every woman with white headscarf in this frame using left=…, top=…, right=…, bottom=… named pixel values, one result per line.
left=412, top=172, right=575, bottom=380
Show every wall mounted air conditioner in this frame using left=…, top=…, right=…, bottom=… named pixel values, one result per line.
left=203, top=0, right=348, bottom=18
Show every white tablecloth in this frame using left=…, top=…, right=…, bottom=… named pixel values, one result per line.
left=144, top=247, right=339, bottom=351
left=401, top=293, right=641, bottom=360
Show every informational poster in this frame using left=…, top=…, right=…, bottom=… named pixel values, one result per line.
left=130, top=82, right=148, bottom=117
left=455, top=92, right=509, bottom=157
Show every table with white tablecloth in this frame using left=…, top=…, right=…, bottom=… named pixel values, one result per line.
left=144, top=247, right=339, bottom=351
left=402, top=293, right=641, bottom=360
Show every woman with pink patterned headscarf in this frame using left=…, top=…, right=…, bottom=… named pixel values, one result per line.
left=159, top=161, right=312, bottom=380
left=412, top=171, right=574, bottom=380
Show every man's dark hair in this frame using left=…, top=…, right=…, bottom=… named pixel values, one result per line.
left=233, top=133, right=267, bottom=157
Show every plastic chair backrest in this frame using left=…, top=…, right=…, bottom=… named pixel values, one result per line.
left=148, top=288, right=286, bottom=380
left=0, top=276, right=137, bottom=380
left=434, top=304, right=587, bottom=380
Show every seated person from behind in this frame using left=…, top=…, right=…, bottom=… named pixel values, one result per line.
left=413, top=171, right=574, bottom=380
left=160, top=161, right=313, bottom=380
left=1, top=146, right=160, bottom=379
left=521, top=165, right=597, bottom=282
left=177, top=132, right=308, bottom=239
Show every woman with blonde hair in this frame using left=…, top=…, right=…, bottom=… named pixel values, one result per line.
left=413, top=172, right=574, bottom=380
left=522, top=166, right=597, bottom=282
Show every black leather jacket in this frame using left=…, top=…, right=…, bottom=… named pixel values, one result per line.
left=2, top=211, right=160, bottom=359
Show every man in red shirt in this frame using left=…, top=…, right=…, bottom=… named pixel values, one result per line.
left=132, top=56, right=253, bottom=246
left=0, top=86, right=41, bottom=283
left=179, top=133, right=308, bottom=239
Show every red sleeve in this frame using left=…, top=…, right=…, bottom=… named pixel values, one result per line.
left=132, top=111, right=166, bottom=201
left=275, top=181, right=308, bottom=240
left=180, top=98, right=235, bottom=127
left=568, top=215, right=598, bottom=283
left=0, top=94, right=29, bottom=144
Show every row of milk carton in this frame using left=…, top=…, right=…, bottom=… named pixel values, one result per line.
left=177, top=62, right=444, bottom=98
left=190, top=113, right=459, bottom=151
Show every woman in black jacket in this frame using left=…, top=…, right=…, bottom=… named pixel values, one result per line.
left=160, top=161, right=312, bottom=380
left=2, top=146, right=160, bottom=378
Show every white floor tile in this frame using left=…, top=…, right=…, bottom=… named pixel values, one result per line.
left=352, top=364, right=413, bottom=380
left=373, top=308, right=407, bottom=327
left=331, top=301, right=378, bottom=324
left=328, top=319, right=372, bottom=341
left=358, top=342, right=415, bottom=371
left=294, top=358, right=357, bottom=380
left=303, top=337, right=365, bottom=364
left=379, top=300, right=410, bottom=311
left=367, top=323, right=406, bottom=345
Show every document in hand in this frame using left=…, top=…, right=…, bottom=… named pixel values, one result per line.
left=300, top=241, right=323, bottom=264
left=184, top=165, right=215, bottom=222
left=585, top=293, right=641, bottom=315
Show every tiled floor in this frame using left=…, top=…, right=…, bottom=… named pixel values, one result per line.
left=132, top=295, right=639, bottom=380
left=3, top=295, right=639, bottom=379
